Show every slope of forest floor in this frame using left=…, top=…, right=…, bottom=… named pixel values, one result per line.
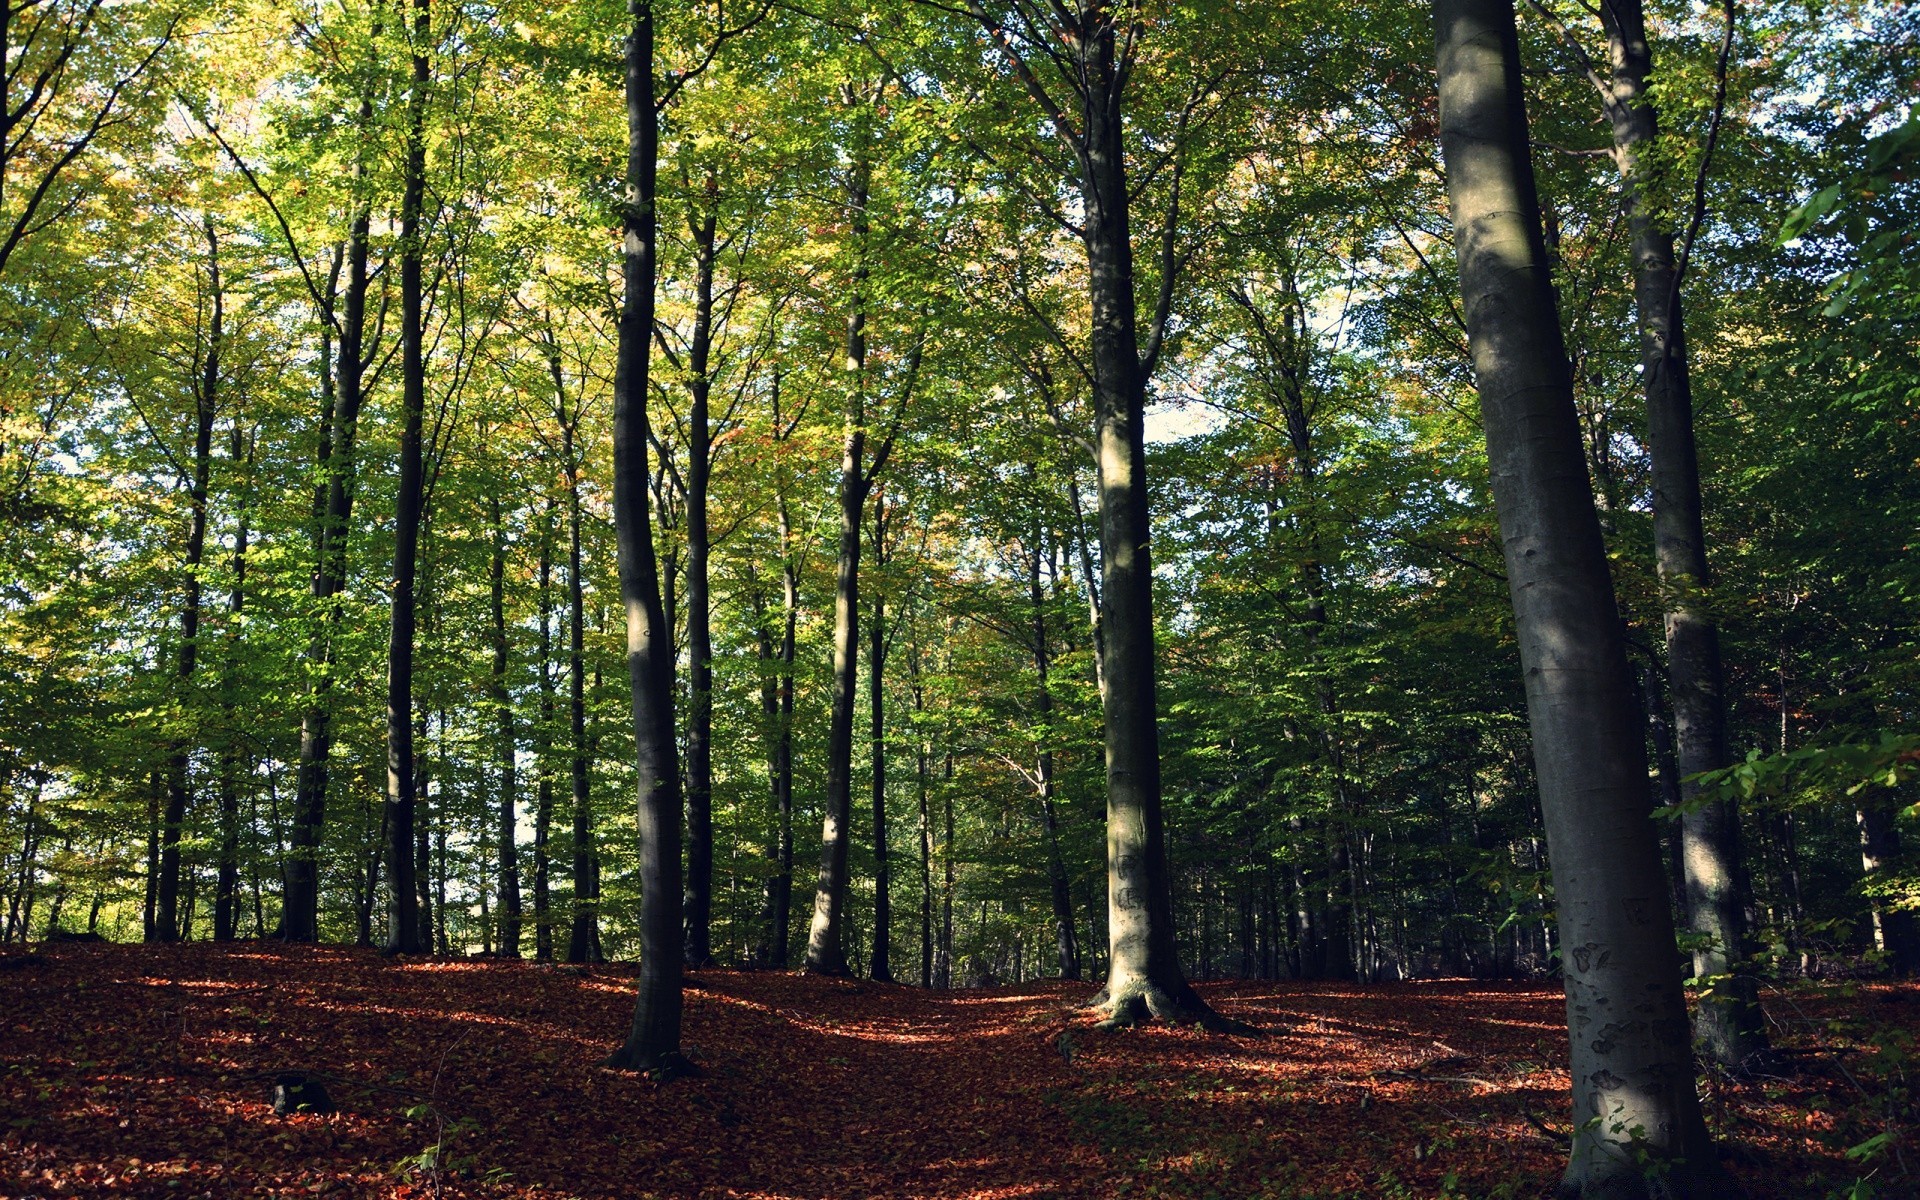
left=0, top=943, right=1913, bottom=1199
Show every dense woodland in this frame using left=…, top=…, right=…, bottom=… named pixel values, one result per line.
left=1, top=0, right=1918, bottom=1195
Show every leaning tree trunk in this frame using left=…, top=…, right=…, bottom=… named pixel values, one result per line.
left=489, top=492, right=522, bottom=957
left=605, top=0, right=687, bottom=1075
left=383, top=0, right=431, bottom=955
left=1599, top=0, right=1767, bottom=1065
left=1433, top=1, right=1723, bottom=1193
left=154, top=220, right=222, bottom=944
left=805, top=148, right=873, bottom=978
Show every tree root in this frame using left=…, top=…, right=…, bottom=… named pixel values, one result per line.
left=1089, top=983, right=1263, bottom=1036
left=601, top=1048, right=700, bottom=1081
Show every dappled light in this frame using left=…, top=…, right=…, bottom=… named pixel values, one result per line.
left=5, top=944, right=1916, bottom=1198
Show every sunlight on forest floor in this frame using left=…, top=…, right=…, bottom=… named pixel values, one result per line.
left=2, top=943, right=1914, bottom=1198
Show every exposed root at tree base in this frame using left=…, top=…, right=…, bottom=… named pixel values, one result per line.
left=600, top=1048, right=700, bottom=1081
left=1090, top=983, right=1264, bottom=1036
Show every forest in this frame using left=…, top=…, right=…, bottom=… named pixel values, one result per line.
left=1, top=0, right=1917, bottom=1197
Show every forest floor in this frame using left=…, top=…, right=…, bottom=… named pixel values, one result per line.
left=0, top=944, right=1914, bottom=1199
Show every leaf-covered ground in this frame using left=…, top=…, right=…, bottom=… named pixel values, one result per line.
left=1, top=944, right=1913, bottom=1199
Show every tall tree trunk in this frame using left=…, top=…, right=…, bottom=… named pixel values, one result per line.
left=868, top=488, right=892, bottom=983
left=155, top=219, right=222, bottom=943
left=286, top=117, right=376, bottom=946
left=913, top=639, right=933, bottom=987
left=534, top=499, right=557, bottom=961
left=806, top=144, right=873, bottom=978
left=384, top=0, right=431, bottom=955
left=564, top=413, right=598, bottom=963
left=605, top=0, right=686, bottom=1074
left=682, top=199, right=718, bottom=967
left=758, top=374, right=799, bottom=968
left=214, top=418, right=250, bottom=941
left=1599, top=0, right=1767, bottom=1065
left=490, top=492, right=522, bottom=957
left=1070, top=15, right=1210, bottom=1029
left=1030, top=521, right=1080, bottom=980
left=1433, top=1, right=1722, bottom=1191
left=939, top=746, right=954, bottom=989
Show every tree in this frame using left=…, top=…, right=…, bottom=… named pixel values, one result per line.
left=383, top=0, right=432, bottom=956
left=1432, top=0, right=1724, bottom=1192
left=604, top=0, right=685, bottom=1075
left=804, top=76, right=922, bottom=977
left=959, top=0, right=1226, bottom=1028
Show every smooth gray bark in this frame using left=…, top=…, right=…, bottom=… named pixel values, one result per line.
left=1433, top=1, right=1724, bottom=1193
left=605, top=0, right=687, bottom=1075
left=1594, top=0, right=1767, bottom=1066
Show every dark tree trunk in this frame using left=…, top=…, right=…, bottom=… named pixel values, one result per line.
left=490, top=493, right=522, bottom=957
left=1433, top=1, right=1722, bottom=1192
left=1070, top=16, right=1210, bottom=1029
left=1858, top=798, right=1920, bottom=975
left=384, top=0, right=431, bottom=955
left=564, top=410, right=598, bottom=963
left=214, top=418, right=250, bottom=941
left=682, top=200, right=718, bottom=968
left=534, top=500, right=557, bottom=961
left=1030, top=520, right=1079, bottom=979
left=913, top=640, right=933, bottom=987
left=807, top=144, right=873, bottom=978
left=286, top=118, right=377, bottom=946
left=155, top=220, right=222, bottom=944
left=868, top=488, right=893, bottom=982
left=755, top=375, right=799, bottom=969
left=605, top=0, right=686, bottom=1074
left=1599, top=0, right=1767, bottom=1066
left=938, top=746, right=954, bottom=989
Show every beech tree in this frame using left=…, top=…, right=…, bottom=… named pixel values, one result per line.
left=1433, top=0, right=1724, bottom=1191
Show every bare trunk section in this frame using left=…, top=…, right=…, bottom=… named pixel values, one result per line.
left=1030, top=515, right=1080, bottom=979
left=682, top=200, right=718, bottom=967
left=155, top=219, right=222, bottom=943
left=806, top=144, right=873, bottom=978
left=1433, top=1, right=1722, bottom=1191
left=286, top=97, right=378, bottom=945
left=564, top=407, right=598, bottom=963
left=1073, top=17, right=1210, bottom=1030
left=534, top=499, right=557, bottom=961
left=755, top=375, right=800, bottom=968
left=384, top=0, right=431, bottom=955
left=869, top=488, right=892, bottom=983
left=490, top=492, right=522, bottom=957
left=214, top=416, right=251, bottom=941
left=912, top=638, right=933, bottom=987
left=1599, top=0, right=1766, bottom=1065
left=606, top=0, right=687, bottom=1074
